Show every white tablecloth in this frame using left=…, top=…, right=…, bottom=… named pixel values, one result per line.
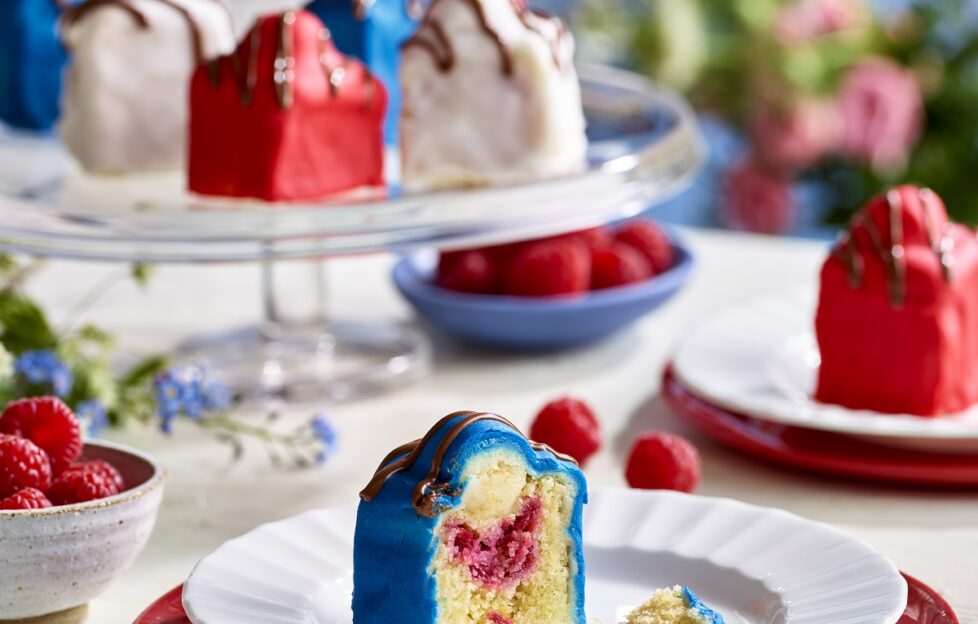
left=18, top=228, right=976, bottom=623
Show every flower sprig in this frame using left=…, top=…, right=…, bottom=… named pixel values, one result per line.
left=153, top=365, right=339, bottom=467
left=0, top=253, right=339, bottom=468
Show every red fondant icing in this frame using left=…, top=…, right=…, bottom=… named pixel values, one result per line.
left=187, top=11, right=386, bottom=201
left=815, top=185, right=978, bottom=416
left=444, top=496, right=542, bottom=589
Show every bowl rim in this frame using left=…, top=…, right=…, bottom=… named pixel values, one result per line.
left=393, top=232, right=696, bottom=312
left=0, top=438, right=166, bottom=517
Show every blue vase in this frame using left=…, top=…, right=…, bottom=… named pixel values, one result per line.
left=306, top=0, right=419, bottom=145
left=0, top=0, right=68, bottom=131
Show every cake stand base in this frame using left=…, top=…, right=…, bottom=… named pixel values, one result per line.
left=176, top=321, right=431, bottom=403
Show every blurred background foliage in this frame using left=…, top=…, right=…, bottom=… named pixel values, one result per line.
left=571, top=0, right=978, bottom=233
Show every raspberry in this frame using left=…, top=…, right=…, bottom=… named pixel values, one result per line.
left=48, top=460, right=123, bottom=505
left=0, top=487, right=52, bottom=511
left=529, top=397, right=602, bottom=466
left=501, top=239, right=590, bottom=297
left=0, top=434, right=53, bottom=499
left=0, top=397, right=82, bottom=475
left=625, top=432, right=701, bottom=493
left=559, top=227, right=613, bottom=252
left=86, top=459, right=126, bottom=492
left=436, top=249, right=499, bottom=294
left=590, top=243, right=653, bottom=290
left=615, top=220, right=674, bottom=274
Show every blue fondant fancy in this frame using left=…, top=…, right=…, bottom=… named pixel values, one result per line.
left=353, top=413, right=588, bottom=624
left=682, top=586, right=726, bottom=624
left=306, top=0, right=418, bottom=145
left=0, top=0, right=68, bottom=131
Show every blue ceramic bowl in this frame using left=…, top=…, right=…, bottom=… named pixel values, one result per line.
left=392, top=237, right=696, bottom=350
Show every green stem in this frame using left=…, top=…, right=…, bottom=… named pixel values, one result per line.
left=58, top=269, right=130, bottom=338
left=1, top=258, right=46, bottom=294
left=197, top=414, right=300, bottom=446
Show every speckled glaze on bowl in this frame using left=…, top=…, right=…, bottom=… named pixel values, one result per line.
left=0, top=439, right=165, bottom=620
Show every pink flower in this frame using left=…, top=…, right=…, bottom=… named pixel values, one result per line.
left=722, top=160, right=794, bottom=235
left=776, top=0, right=869, bottom=44
left=838, top=58, right=924, bottom=172
left=750, top=98, right=842, bottom=172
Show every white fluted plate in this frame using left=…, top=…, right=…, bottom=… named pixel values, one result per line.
left=672, top=289, right=978, bottom=452
left=182, top=487, right=906, bottom=624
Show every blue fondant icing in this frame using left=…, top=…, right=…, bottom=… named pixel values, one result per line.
left=306, top=0, right=417, bottom=145
left=682, top=587, right=725, bottom=624
left=353, top=413, right=588, bottom=624
left=0, top=0, right=68, bottom=131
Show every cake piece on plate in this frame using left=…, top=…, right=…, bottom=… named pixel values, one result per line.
left=399, top=0, right=588, bottom=190
left=354, top=411, right=587, bottom=624
left=0, top=0, right=68, bottom=131
left=188, top=10, right=387, bottom=201
left=306, top=0, right=420, bottom=144
left=816, top=185, right=978, bottom=416
left=59, top=0, right=235, bottom=173
left=625, top=586, right=724, bottom=624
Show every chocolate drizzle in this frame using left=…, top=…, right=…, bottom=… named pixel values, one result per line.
left=274, top=12, right=297, bottom=108
left=211, top=17, right=372, bottom=110
left=62, top=0, right=149, bottom=30
left=833, top=187, right=956, bottom=308
left=832, top=233, right=864, bottom=289
left=517, top=8, right=567, bottom=69
left=359, top=411, right=577, bottom=518
left=404, top=0, right=518, bottom=76
left=62, top=0, right=226, bottom=64
left=405, top=21, right=453, bottom=71
left=920, top=187, right=955, bottom=282
left=862, top=190, right=908, bottom=307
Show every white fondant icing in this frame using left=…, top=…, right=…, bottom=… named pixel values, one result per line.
left=400, top=0, right=588, bottom=190
left=59, top=0, right=236, bottom=174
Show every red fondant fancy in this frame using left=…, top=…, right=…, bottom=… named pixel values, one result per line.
left=815, top=185, right=978, bottom=416
left=188, top=11, right=387, bottom=201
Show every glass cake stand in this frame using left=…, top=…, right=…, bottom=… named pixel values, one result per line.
left=0, top=64, right=704, bottom=402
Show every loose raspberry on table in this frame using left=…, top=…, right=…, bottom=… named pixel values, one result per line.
left=0, top=487, right=52, bottom=511
left=0, top=397, right=82, bottom=475
left=615, top=220, right=675, bottom=274
left=625, top=432, right=701, bottom=493
left=529, top=397, right=602, bottom=466
left=501, top=239, right=590, bottom=297
left=48, top=460, right=124, bottom=506
left=437, top=249, right=500, bottom=294
left=0, top=434, right=53, bottom=499
left=590, top=243, right=653, bottom=290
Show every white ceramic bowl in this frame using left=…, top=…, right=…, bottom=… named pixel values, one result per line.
left=0, top=439, right=165, bottom=619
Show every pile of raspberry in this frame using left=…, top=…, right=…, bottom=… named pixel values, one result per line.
left=0, top=397, right=125, bottom=511
left=436, top=219, right=674, bottom=296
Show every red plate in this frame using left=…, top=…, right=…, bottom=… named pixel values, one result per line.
left=663, top=365, right=978, bottom=488
left=133, top=585, right=188, bottom=624
left=134, top=575, right=957, bottom=624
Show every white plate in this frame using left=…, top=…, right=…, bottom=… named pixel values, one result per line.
left=672, top=289, right=978, bottom=452
left=182, top=487, right=907, bottom=624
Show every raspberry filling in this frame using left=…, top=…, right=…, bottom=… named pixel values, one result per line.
left=486, top=612, right=513, bottom=624
left=444, top=496, right=542, bottom=588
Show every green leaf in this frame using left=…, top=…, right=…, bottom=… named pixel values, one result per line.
left=119, top=354, right=170, bottom=389
left=130, top=263, right=155, bottom=289
left=0, top=255, right=18, bottom=278
left=0, top=291, right=57, bottom=354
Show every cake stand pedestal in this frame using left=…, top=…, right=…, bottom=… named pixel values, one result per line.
left=0, top=64, right=704, bottom=403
